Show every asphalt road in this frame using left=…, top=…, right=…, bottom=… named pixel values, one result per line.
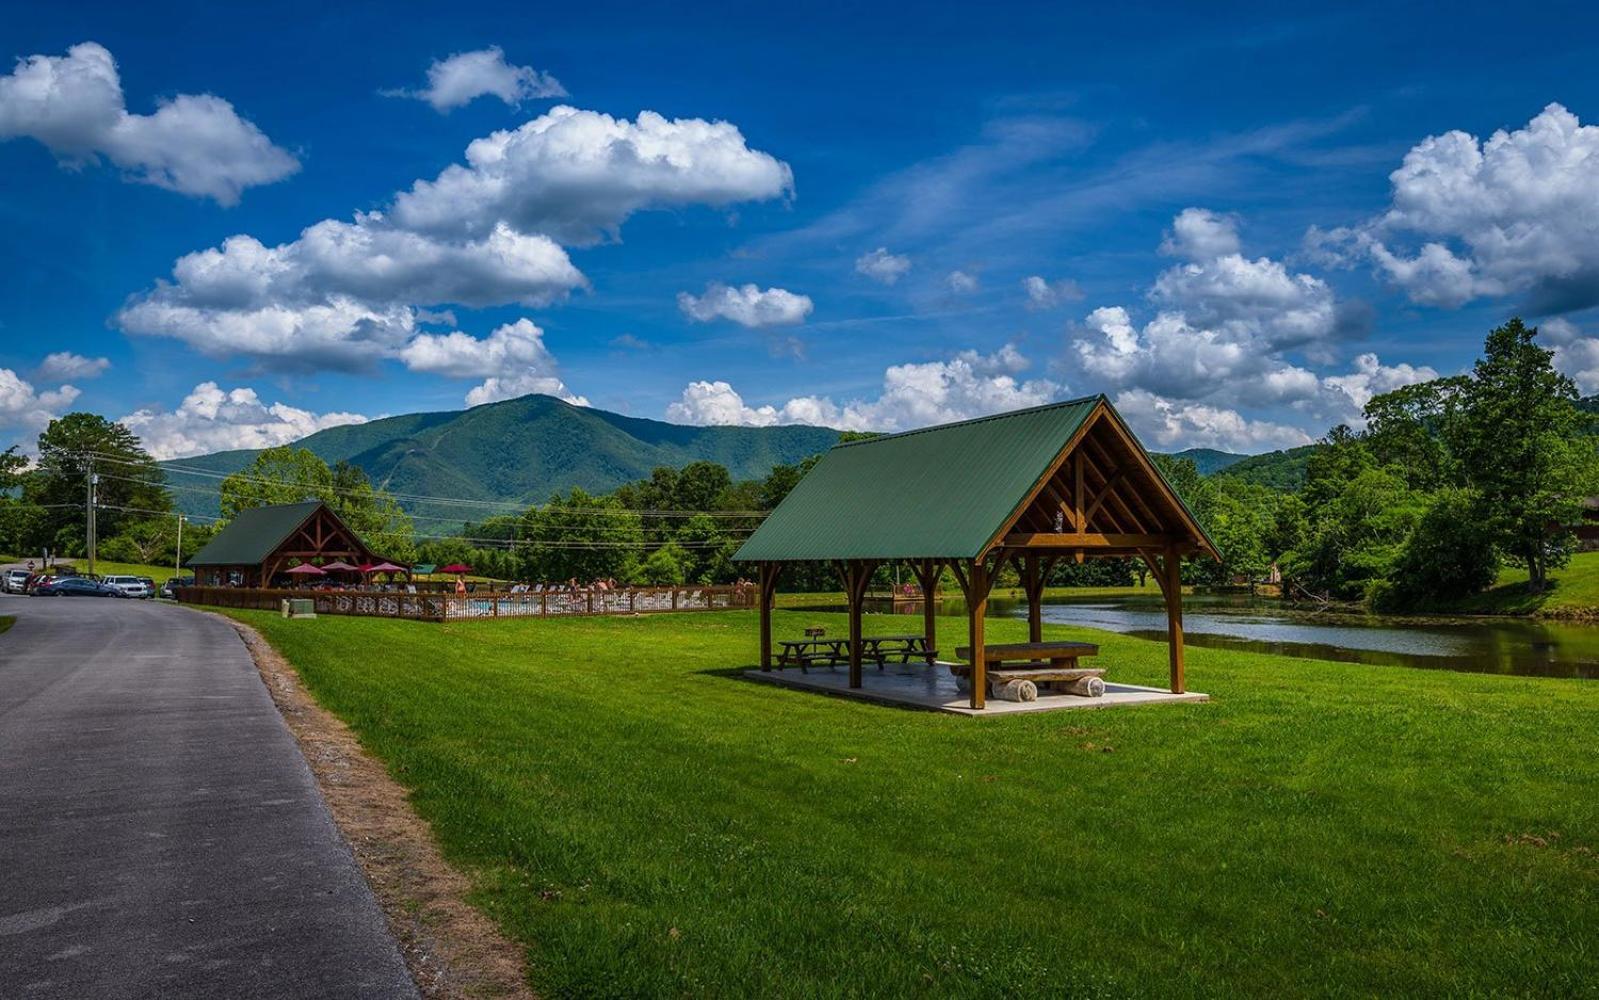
left=0, top=594, right=418, bottom=999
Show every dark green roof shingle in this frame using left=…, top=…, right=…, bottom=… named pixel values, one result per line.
left=187, top=501, right=324, bottom=566
left=734, top=397, right=1102, bottom=562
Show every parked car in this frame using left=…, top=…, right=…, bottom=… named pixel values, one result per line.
left=4, top=569, right=29, bottom=593
left=160, top=576, right=194, bottom=599
left=103, top=574, right=153, bottom=599
left=34, top=577, right=128, bottom=598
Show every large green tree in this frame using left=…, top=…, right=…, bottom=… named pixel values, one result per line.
left=0, top=446, right=38, bottom=555
left=23, top=413, right=171, bottom=555
left=518, top=488, right=643, bottom=583
left=1453, top=318, right=1597, bottom=591
left=219, top=447, right=415, bottom=561
left=1362, top=376, right=1470, bottom=491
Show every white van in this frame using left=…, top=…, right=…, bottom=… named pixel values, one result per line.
left=102, top=575, right=153, bottom=599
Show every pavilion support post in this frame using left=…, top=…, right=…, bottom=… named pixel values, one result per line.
left=1024, top=553, right=1043, bottom=644
left=967, top=557, right=988, bottom=710
left=913, top=559, right=941, bottom=665
left=836, top=560, right=875, bottom=689
left=758, top=562, right=782, bottom=671
left=1163, top=544, right=1185, bottom=693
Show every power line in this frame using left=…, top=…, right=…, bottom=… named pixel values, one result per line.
left=87, top=470, right=760, bottom=541
left=85, top=452, right=773, bottom=519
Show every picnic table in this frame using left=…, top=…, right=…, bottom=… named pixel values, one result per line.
left=778, top=633, right=939, bottom=672
left=861, top=634, right=938, bottom=666
left=778, top=637, right=849, bottom=671
left=952, top=641, right=1105, bottom=699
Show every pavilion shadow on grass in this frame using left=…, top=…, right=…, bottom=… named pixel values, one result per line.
left=732, top=395, right=1219, bottom=710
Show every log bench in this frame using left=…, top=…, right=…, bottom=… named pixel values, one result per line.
left=953, top=641, right=1105, bottom=699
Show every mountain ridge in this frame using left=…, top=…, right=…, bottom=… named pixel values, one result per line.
left=160, top=394, right=842, bottom=519
left=158, top=394, right=1288, bottom=520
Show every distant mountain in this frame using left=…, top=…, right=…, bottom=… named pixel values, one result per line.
left=161, top=394, right=841, bottom=520
left=1213, top=444, right=1322, bottom=491
left=1164, top=447, right=1250, bottom=476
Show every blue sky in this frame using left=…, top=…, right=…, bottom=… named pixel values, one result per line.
left=4, top=0, right=1599, bottom=459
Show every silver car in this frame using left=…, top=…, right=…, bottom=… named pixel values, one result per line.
left=4, top=569, right=29, bottom=594
left=102, top=574, right=153, bottom=599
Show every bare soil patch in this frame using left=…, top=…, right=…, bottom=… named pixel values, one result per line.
left=224, top=616, right=535, bottom=1000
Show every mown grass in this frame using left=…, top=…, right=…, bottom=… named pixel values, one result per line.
left=18, top=557, right=186, bottom=585
left=1443, top=550, right=1599, bottom=616
left=0, top=615, right=13, bottom=635
left=229, top=607, right=1599, bottom=997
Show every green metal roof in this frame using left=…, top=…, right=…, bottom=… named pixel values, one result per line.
left=187, top=500, right=325, bottom=566
left=734, top=397, right=1103, bottom=562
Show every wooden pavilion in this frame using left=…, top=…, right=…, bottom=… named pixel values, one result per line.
left=186, top=500, right=406, bottom=588
left=733, top=396, right=1218, bottom=710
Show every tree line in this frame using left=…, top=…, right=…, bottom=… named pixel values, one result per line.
left=1162, top=319, right=1598, bottom=608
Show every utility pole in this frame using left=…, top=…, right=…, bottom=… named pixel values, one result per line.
left=175, top=513, right=185, bottom=580
left=86, top=460, right=98, bottom=577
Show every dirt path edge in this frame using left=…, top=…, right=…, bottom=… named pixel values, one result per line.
left=222, top=615, right=536, bottom=1000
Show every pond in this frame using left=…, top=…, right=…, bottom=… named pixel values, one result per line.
left=945, top=593, right=1599, bottom=679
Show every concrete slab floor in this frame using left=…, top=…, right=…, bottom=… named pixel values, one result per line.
left=744, top=661, right=1208, bottom=715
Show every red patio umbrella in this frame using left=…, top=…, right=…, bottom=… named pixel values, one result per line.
left=320, top=561, right=360, bottom=573
left=367, top=561, right=406, bottom=573
left=438, top=563, right=473, bottom=574
left=284, top=563, right=325, bottom=576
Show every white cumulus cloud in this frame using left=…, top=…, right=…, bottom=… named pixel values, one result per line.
left=1160, top=207, right=1242, bottom=260
left=0, top=368, right=79, bottom=436
left=389, top=46, right=566, bottom=112
left=392, top=105, right=793, bottom=246
left=118, top=219, right=585, bottom=371
left=119, top=383, right=367, bottom=460
left=1320, top=352, right=1440, bottom=412
left=855, top=247, right=911, bottom=284
left=1543, top=317, right=1599, bottom=393
left=119, top=103, right=789, bottom=373
left=667, top=344, right=1057, bottom=432
left=1073, top=209, right=1369, bottom=416
left=677, top=282, right=812, bottom=328
left=398, top=317, right=588, bottom=407
left=37, top=352, right=110, bottom=381
left=1113, top=389, right=1313, bottom=452
left=0, top=42, right=298, bottom=204
left=1150, top=250, right=1341, bottom=349
left=1312, top=103, right=1599, bottom=313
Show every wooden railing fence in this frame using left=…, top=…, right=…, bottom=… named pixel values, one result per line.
left=174, top=585, right=757, bottom=622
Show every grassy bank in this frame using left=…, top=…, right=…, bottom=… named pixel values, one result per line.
left=1437, top=550, right=1599, bottom=617
left=0, top=616, right=13, bottom=635
left=228, top=608, right=1598, bottom=997
left=12, top=557, right=185, bottom=585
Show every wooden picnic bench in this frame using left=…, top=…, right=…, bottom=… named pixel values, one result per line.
left=861, top=634, right=938, bottom=666
left=778, top=637, right=849, bottom=672
left=778, top=634, right=939, bottom=672
left=953, top=641, right=1105, bottom=699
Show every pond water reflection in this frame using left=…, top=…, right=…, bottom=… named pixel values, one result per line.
left=913, top=592, right=1599, bottom=678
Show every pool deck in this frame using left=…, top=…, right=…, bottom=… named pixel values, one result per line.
left=745, top=661, right=1208, bottom=716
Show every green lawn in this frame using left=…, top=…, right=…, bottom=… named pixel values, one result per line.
left=229, top=608, right=1599, bottom=997
left=0, top=615, right=13, bottom=635
left=1443, top=550, right=1599, bottom=616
